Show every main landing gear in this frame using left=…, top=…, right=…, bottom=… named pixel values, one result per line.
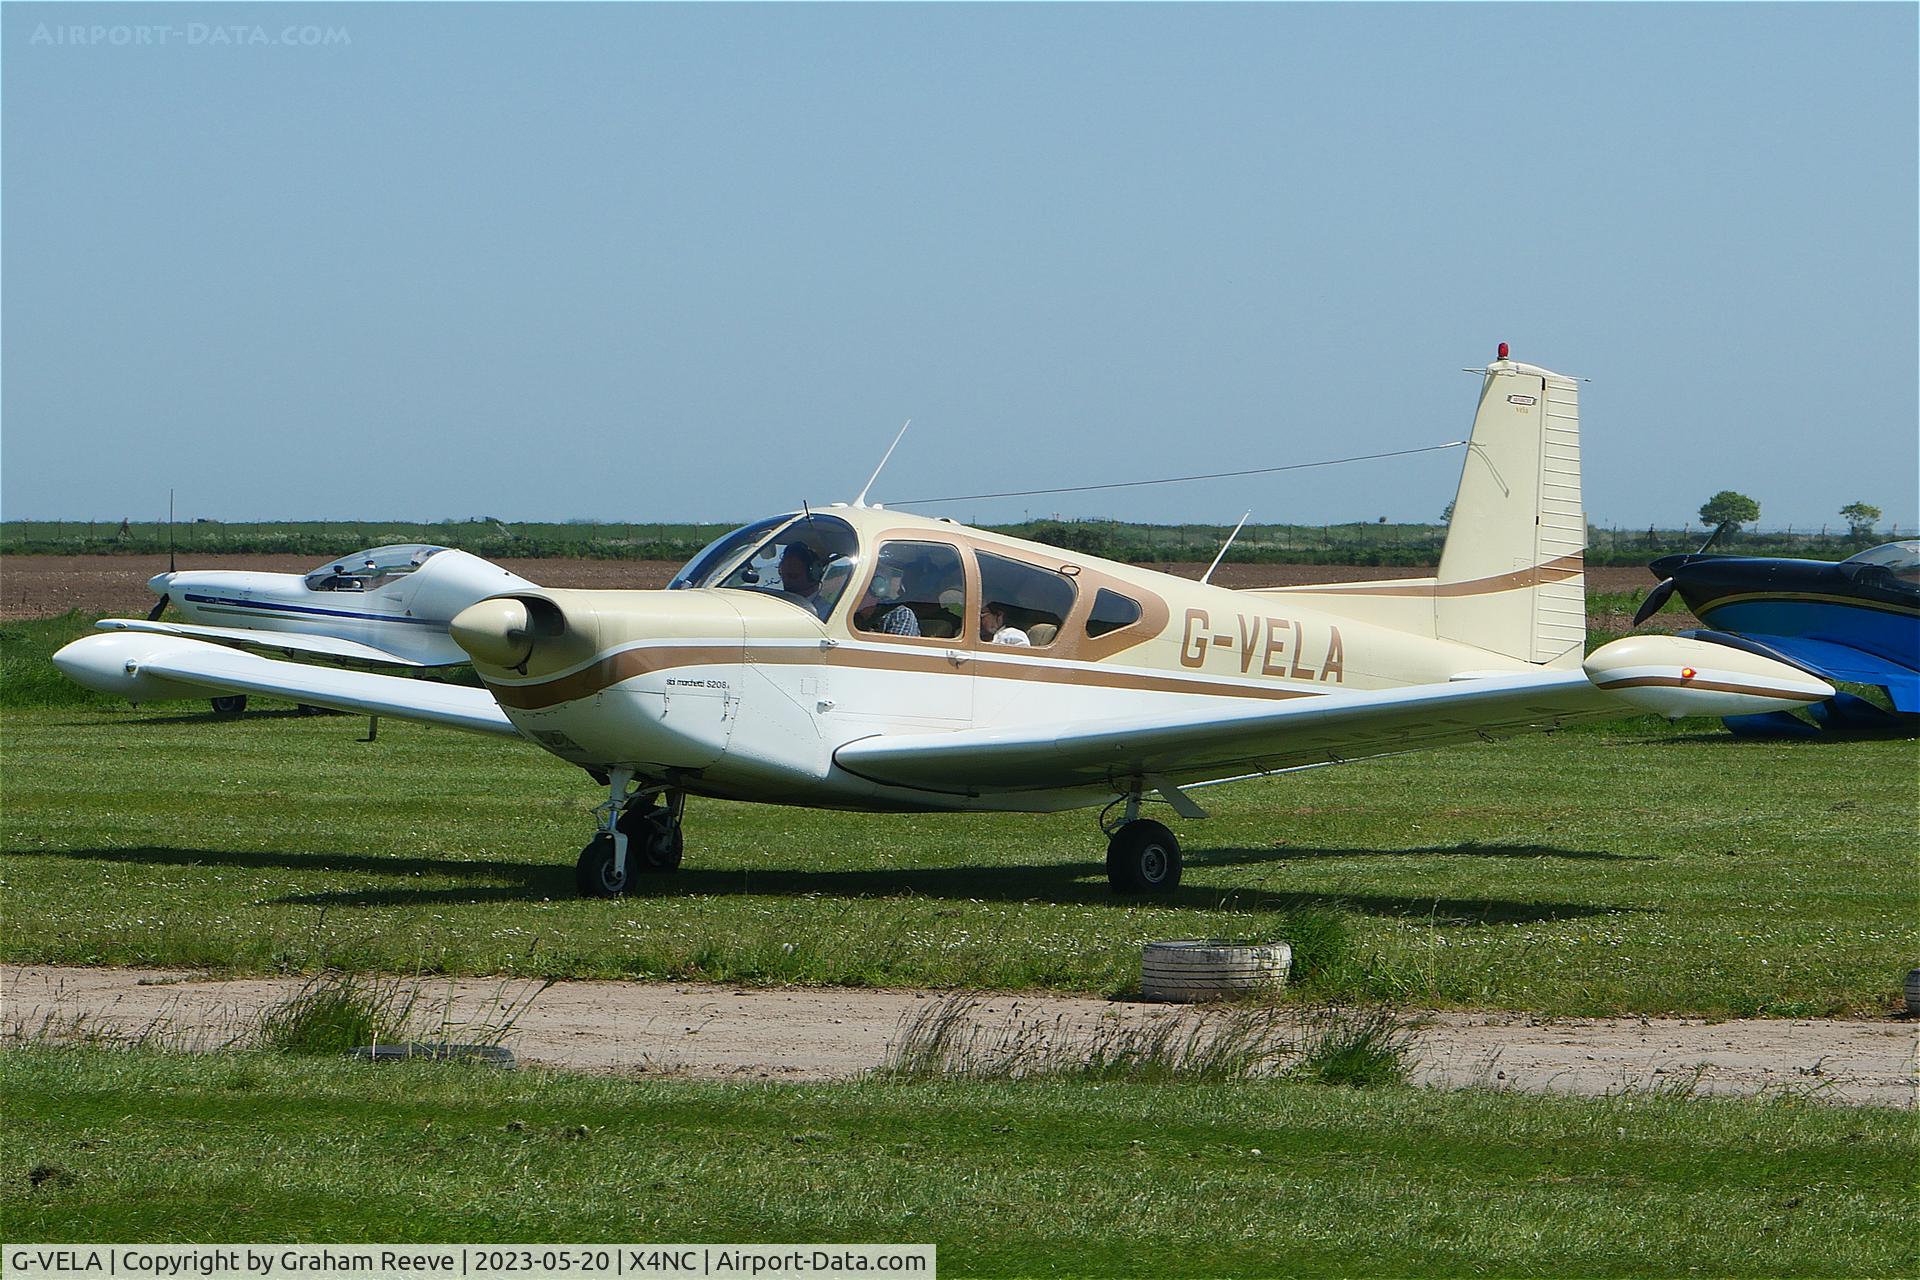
left=575, top=768, right=685, bottom=897
left=1102, top=792, right=1183, bottom=894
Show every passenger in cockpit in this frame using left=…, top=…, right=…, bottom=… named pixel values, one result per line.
left=855, top=561, right=922, bottom=637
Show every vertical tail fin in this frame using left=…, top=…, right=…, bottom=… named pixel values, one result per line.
left=1435, top=351, right=1586, bottom=667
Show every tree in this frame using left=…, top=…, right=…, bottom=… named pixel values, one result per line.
left=1840, top=501, right=1881, bottom=540
left=1697, top=490, right=1760, bottom=532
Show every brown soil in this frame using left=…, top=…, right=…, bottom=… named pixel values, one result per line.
left=6, top=965, right=1912, bottom=1106
left=0, top=554, right=1665, bottom=622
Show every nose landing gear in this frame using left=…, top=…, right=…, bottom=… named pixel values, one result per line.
left=575, top=768, right=686, bottom=897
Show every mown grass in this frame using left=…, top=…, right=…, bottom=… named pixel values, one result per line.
left=1, top=1045, right=1913, bottom=1275
left=2, top=702, right=1915, bottom=1016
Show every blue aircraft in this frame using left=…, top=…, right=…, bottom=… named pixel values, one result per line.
left=1634, top=539, right=1919, bottom=734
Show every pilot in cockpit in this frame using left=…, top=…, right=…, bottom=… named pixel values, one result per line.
left=778, top=543, right=825, bottom=616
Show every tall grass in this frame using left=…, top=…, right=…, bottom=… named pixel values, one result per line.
left=883, top=994, right=1417, bottom=1085
left=253, top=973, right=417, bottom=1054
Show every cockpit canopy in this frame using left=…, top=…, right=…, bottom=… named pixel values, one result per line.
left=305, top=544, right=448, bottom=592
left=1839, top=540, right=1920, bottom=592
left=668, top=512, right=1110, bottom=649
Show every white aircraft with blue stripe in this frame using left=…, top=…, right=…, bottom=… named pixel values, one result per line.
left=96, top=544, right=535, bottom=712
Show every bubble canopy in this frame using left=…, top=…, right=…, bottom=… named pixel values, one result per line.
left=304, top=544, right=448, bottom=591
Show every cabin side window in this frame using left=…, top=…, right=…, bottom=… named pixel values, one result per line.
left=1084, top=588, right=1144, bottom=638
left=852, top=541, right=967, bottom=639
left=974, top=551, right=1076, bottom=648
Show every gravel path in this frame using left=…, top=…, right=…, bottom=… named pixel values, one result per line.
left=6, top=965, right=1911, bottom=1107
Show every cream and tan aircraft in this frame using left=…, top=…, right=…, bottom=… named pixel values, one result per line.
left=55, top=349, right=1833, bottom=896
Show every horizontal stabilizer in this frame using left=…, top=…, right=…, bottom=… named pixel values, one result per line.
left=1580, top=634, right=1835, bottom=719
left=1687, top=630, right=1918, bottom=713
left=53, top=633, right=518, bottom=737
left=95, top=617, right=427, bottom=667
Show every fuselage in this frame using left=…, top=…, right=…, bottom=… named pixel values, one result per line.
left=1653, top=546, right=1920, bottom=669
left=455, top=507, right=1552, bottom=813
left=153, top=546, right=537, bottom=667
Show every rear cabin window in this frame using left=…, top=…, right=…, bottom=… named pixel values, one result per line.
left=852, top=541, right=967, bottom=639
left=975, top=551, right=1076, bottom=648
left=1085, top=588, right=1143, bottom=638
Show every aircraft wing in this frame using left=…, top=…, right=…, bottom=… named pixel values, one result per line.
left=54, top=633, right=518, bottom=737
left=95, top=618, right=429, bottom=667
left=834, top=670, right=1624, bottom=796
left=1727, top=635, right=1917, bottom=712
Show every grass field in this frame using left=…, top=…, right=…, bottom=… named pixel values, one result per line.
left=2, top=1046, right=1913, bottom=1275
left=3, top=697, right=1914, bottom=1016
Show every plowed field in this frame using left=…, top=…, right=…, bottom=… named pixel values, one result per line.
left=0, top=554, right=1660, bottom=621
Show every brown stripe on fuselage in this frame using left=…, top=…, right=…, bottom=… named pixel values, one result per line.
left=483, top=642, right=1328, bottom=710
left=1591, top=675, right=1825, bottom=703
left=485, top=645, right=722, bottom=709
left=1692, top=590, right=1920, bottom=618
left=1272, top=552, right=1585, bottom=598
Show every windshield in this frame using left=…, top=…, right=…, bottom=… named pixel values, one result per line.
left=1839, top=540, right=1920, bottom=592
left=673, top=513, right=862, bottom=621
left=304, top=544, right=446, bottom=592
left=668, top=515, right=797, bottom=591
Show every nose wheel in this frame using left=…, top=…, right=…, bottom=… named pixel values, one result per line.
left=576, top=770, right=685, bottom=897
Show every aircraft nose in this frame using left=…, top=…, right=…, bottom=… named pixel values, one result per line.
left=451, top=598, right=535, bottom=668
left=147, top=572, right=175, bottom=594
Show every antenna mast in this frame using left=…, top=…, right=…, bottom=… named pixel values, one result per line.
left=853, top=419, right=912, bottom=508
left=1199, top=511, right=1252, bottom=585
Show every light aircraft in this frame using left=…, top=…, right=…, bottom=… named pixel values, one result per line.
left=56, top=348, right=1834, bottom=896
left=1633, top=539, right=1919, bottom=734
left=102, top=544, right=537, bottom=714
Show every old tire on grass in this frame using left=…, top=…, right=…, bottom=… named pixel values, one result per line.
left=1141, top=940, right=1293, bottom=1002
left=1906, top=967, right=1920, bottom=1015
left=350, top=1043, right=515, bottom=1067
left=1106, top=819, right=1182, bottom=894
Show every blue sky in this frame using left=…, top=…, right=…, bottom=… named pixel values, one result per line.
left=3, top=3, right=1915, bottom=532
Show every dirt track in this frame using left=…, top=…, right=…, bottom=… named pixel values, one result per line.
left=0, top=554, right=1665, bottom=623
left=5, top=965, right=1912, bottom=1107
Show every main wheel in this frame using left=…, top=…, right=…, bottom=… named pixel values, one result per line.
left=619, top=804, right=684, bottom=873
left=575, top=833, right=631, bottom=897
left=210, top=694, right=248, bottom=717
left=1106, top=819, right=1182, bottom=894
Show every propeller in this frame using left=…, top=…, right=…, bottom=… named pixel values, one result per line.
left=1631, top=579, right=1676, bottom=627
left=148, top=489, right=176, bottom=620
left=1631, top=522, right=1731, bottom=628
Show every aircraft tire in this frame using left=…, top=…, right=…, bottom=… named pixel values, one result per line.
left=575, top=834, right=631, bottom=897
left=1106, top=820, right=1182, bottom=894
left=209, top=694, right=248, bottom=717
